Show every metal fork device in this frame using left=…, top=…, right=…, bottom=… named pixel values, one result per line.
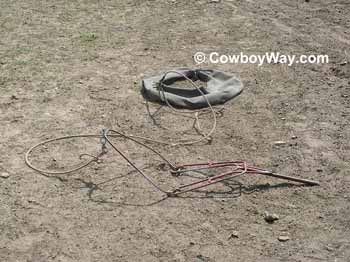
left=167, top=161, right=320, bottom=196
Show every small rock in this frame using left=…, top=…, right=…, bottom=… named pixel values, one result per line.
left=264, top=212, right=279, bottom=223
left=273, top=140, right=287, bottom=146
left=278, top=236, right=290, bottom=242
left=0, top=172, right=10, bottom=178
left=228, top=231, right=239, bottom=239
left=291, top=135, right=297, bottom=139
left=27, top=198, right=35, bottom=203
left=196, top=254, right=208, bottom=262
left=325, top=246, right=334, bottom=252
left=210, top=0, right=221, bottom=2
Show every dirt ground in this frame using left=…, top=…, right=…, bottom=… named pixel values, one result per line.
left=1, top=0, right=350, bottom=261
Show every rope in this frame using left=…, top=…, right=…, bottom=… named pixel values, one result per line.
left=158, top=70, right=217, bottom=145
left=103, top=129, right=169, bottom=194
left=24, top=70, right=239, bottom=193
left=25, top=134, right=102, bottom=175
left=25, top=129, right=320, bottom=196
left=143, top=69, right=220, bottom=146
left=24, top=129, right=177, bottom=194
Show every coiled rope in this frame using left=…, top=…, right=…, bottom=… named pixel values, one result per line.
left=25, top=69, right=244, bottom=194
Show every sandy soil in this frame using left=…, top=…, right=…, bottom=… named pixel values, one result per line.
left=0, top=0, right=349, bottom=261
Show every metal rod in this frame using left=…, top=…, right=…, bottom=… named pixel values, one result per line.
left=170, top=172, right=245, bottom=196
left=172, top=164, right=240, bottom=174
left=256, top=172, right=320, bottom=186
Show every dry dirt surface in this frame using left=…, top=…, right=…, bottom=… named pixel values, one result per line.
left=1, top=0, right=350, bottom=261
